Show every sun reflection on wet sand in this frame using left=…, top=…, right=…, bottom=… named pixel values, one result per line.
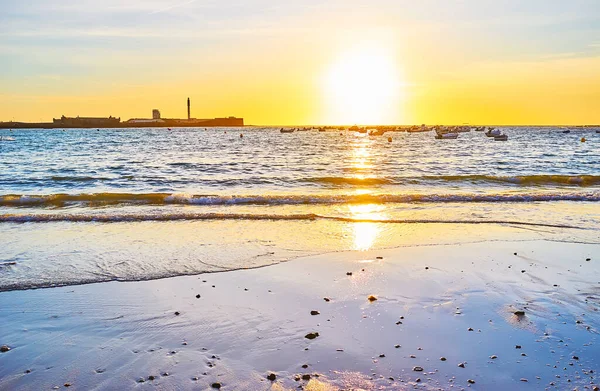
left=348, top=204, right=387, bottom=250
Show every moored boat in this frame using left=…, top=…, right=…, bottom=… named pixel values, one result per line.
left=485, top=128, right=501, bottom=137
left=494, top=134, right=508, bottom=141
left=435, top=132, right=458, bottom=139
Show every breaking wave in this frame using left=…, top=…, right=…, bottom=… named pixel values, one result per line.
left=0, top=212, right=585, bottom=229
left=304, top=175, right=600, bottom=187
left=1, top=191, right=600, bottom=207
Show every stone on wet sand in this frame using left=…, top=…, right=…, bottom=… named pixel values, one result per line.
left=211, top=382, right=222, bottom=389
left=267, top=373, right=277, bottom=381
left=490, top=355, right=497, bottom=359
left=0, top=345, right=10, bottom=352
left=514, top=310, right=525, bottom=316
left=440, top=357, right=447, bottom=361
left=310, top=310, right=320, bottom=316
left=458, top=362, right=466, bottom=368
left=367, top=295, right=378, bottom=302
left=302, top=374, right=311, bottom=381
left=468, top=379, right=475, bottom=384
left=305, top=332, right=319, bottom=340
left=413, top=366, right=424, bottom=372
left=323, top=297, right=331, bottom=302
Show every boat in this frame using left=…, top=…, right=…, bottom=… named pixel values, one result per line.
left=435, top=132, right=458, bottom=139
left=368, top=129, right=386, bottom=136
left=485, top=128, right=502, bottom=137
left=494, top=134, right=508, bottom=141
left=280, top=128, right=295, bottom=133
left=596, top=130, right=600, bottom=134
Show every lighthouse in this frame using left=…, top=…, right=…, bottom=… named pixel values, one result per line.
left=187, top=97, right=190, bottom=120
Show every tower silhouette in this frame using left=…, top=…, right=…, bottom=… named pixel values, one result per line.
left=187, top=98, right=190, bottom=120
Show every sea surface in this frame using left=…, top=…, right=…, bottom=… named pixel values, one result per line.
left=1, top=126, right=599, bottom=291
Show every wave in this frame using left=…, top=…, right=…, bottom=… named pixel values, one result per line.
left=302, top=177, right=394, bottom=185
left=0, top=212, right=582, bottom=229
left=421, top=175, right=600, bottom=186
left=304, top=175, right=600, bottom=186
left=50, top=176, right=109, bottom=182
left=1, top=191, right=600, bottom=207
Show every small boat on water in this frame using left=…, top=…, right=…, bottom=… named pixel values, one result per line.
left=494, top=134, right=508, bottom=141
left=280, top=128, right=294, bottom=133
left=435, top=132, right=458, bottom=139
left=485, top=128, right=502, bottom=137
left=596, top=129, right=600, bottom=134
left=368, top=129, right=386, bottom=136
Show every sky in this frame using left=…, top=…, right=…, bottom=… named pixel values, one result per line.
left=1, top=0, right=599, bottom=125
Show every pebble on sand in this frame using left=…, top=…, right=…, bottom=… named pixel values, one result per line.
left=346, top=272, right=353, bottom=276
left=515, top=345, right=522, bottom=349
left=174, top=311, right=180, bottom=316
left=323, top=297, right=331, bottom=302
left=310, top=310, right=320, bottom=316
left=468, top=379, right=475, bottom=384
left=376, top=256, right=383, bottom=259
left=302, top=374, right=311, bottom=381
left=440, top=357, right=447, bottom=361
left=0, top=345, right=10, bottom=352
left=458, top=362, right=466, bottom=368
left=514, top=310, right=525, bottom=316
left=211, top=383, right=222, bottom=389
left=368, top=295, right=378, bottom=302
left=267, top=373, right=277, bottom=381
left=305, top=332, right=320, bottom=340
left=490, top=355, right=498, bottom=359
left=196, top=294, right=201, bottom=298
left=413, top=366, right=424, bottom=372
left=64, top=384, right=71, bottom=388
left=520, top=378, right=528, bottom=382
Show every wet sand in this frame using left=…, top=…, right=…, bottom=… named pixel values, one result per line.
left=0, top=239, right=599, bottom=390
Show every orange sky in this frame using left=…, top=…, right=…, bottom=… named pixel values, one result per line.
left=1, top=1, right=599, bottom=125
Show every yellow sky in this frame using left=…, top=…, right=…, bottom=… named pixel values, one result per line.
left=1, top=1, right=599, bottom=125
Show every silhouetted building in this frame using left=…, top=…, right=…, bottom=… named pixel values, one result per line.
left=152, top=109, right=161, bottom=119
left=53, top=115, right=120, bottom=127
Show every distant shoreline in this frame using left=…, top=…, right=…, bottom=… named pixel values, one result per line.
left=1, top=124, right=599, bottom=129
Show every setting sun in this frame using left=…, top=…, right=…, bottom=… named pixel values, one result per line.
left=323, top=43, right=403, bottom=125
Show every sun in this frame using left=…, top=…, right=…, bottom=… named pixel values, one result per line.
left=323, top=43, right=403, bottom=125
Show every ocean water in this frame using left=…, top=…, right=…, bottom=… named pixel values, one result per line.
left=1, top=126, right=599, bottom=290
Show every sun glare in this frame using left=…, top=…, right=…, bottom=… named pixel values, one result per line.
left=323, top=43, right=403, bottom=125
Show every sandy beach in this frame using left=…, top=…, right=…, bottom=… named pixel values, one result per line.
left=1, top=237, right=598, bottom=390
